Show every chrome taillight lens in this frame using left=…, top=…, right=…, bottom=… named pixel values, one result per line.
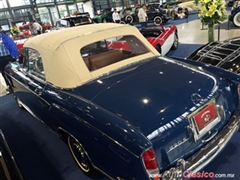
left=142, top=148, right=160, bottom=179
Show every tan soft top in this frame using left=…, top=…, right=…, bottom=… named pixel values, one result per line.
left=24, top=23, right=159, bottom=88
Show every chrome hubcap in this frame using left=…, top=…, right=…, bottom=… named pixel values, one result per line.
left=237, top=15, right=240, bottom=22
left=72, top=141, right=88, bottom=169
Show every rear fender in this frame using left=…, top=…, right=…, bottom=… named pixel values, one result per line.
left=181, top=59, right=240, bottom=107
left=183, top=59, right=240, bottom=83
left=48, top=95, right=151, bottom=179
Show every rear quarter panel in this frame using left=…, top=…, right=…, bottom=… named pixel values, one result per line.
left=44, top=85, right=151, bottom=179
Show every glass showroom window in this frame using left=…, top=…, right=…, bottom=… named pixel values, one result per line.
left=77, top=3, right=84, bottom=13
left=0, top=0, right=8, bottom=8
left=38, top=7, right=51, bottom=24
left=0, top=12, right=11, bottom=33
left=56, top=0, right=68, bottom=2
left=68, top=4, right=77, bottom=15
left=0, top=20, right=10, bottom=32
left=0, top=11, right=10, bottom=20
left=12, top=9, right=32, bottom=23
left=8, top=0, right=30, bottom=7
left=49, top=7, right=59, bottom=26
left=58, top=5, right=68, bottom=18
left=36, top=0, right=54, bottom=3
left=94, top=0, right=109, bottom=12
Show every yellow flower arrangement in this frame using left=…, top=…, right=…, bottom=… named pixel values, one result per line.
left=196, top=0, right=226, bottom=25
left=195, top=0, right=226, bottom=42
left=10, top=26, right=20, bottom=34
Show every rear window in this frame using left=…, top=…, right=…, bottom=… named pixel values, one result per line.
left=80, top=35, right=149, bottom=71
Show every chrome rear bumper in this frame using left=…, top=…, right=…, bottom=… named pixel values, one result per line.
left=161, top=111, right=240, bottom=180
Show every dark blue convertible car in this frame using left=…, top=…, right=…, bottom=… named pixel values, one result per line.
left=5, top=23, right=240, bottom=180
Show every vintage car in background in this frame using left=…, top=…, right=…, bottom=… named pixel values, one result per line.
left=39, top=22, right=51, bottom=32
left=0, top=130, right=23, bottom=180
left=92, top=8, right=128, bottom=24
left=226, top=0, right=239, bottom=6
left=229, top=0, right=240, bottom=27
left=186, top=37, right=240, bottom=73
left=176, top=0, right=199, bottom=14
left=119, top=7, right=137, bottom=23
left=5, top=24, right=240, bottom=180
left=92, top=5, right=171, bottom=24
left=18, top=23, right=32, bottom=38
left=14, top=38, right=28, bottom=63
left=55, top=12, right=93, bottom=28
left=146, top=3, right=172, bottom=21
left=18, top=22, right=51, bottom=34
left=135, top=4, right=171, bottom=24
left=92, top=8, right=113, bottom=23
left=161, top=3, right=189, bottom=19
left=132, top=22, right=178, bottom=55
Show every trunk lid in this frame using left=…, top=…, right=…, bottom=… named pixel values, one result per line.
left=75, top=57, right=233, bottom=169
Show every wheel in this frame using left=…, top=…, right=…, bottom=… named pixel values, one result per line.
left=67, top=136, right=98, bottom=176
left=15, top=97, right=25, bottom=110
left=233, top=12, right=240, bottom=27
left=125, top=15, right=133, bottom=23
left=153, top=16, right=162, bottom=26
left=156, top=44, right=161, bottom=54
left=171, top=33, right=179, bottom=50
left=119, top=21, right=126, bottom=24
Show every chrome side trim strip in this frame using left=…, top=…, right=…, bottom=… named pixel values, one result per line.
left=53, top=103, right=139, bottom=158
left=17, top=98, right=59, bottom=137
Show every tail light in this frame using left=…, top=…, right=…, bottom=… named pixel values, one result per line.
left=142, top=148, right=160, bottom=179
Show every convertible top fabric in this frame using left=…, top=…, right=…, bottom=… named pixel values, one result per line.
left=24, top=24, right=159, bottom=88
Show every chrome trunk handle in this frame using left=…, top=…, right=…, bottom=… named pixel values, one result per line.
left=202, top=130, right=218, bottom=143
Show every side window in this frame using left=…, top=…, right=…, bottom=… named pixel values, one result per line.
left=80, top=35, right=149, bottom=71
left=21, top=48, right=45, bottom=80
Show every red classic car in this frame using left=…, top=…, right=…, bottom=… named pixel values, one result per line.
left=132, top=22, right=178, bottom=56
left=18, top=24, right=32, bottom=38
left=14, top=38, right=28, bottom=62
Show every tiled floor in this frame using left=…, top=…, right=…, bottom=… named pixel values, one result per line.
left=177, top=14, right=240, bottom=44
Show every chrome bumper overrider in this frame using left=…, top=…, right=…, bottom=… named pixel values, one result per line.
left=161, top=111, right=240, bottom=180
